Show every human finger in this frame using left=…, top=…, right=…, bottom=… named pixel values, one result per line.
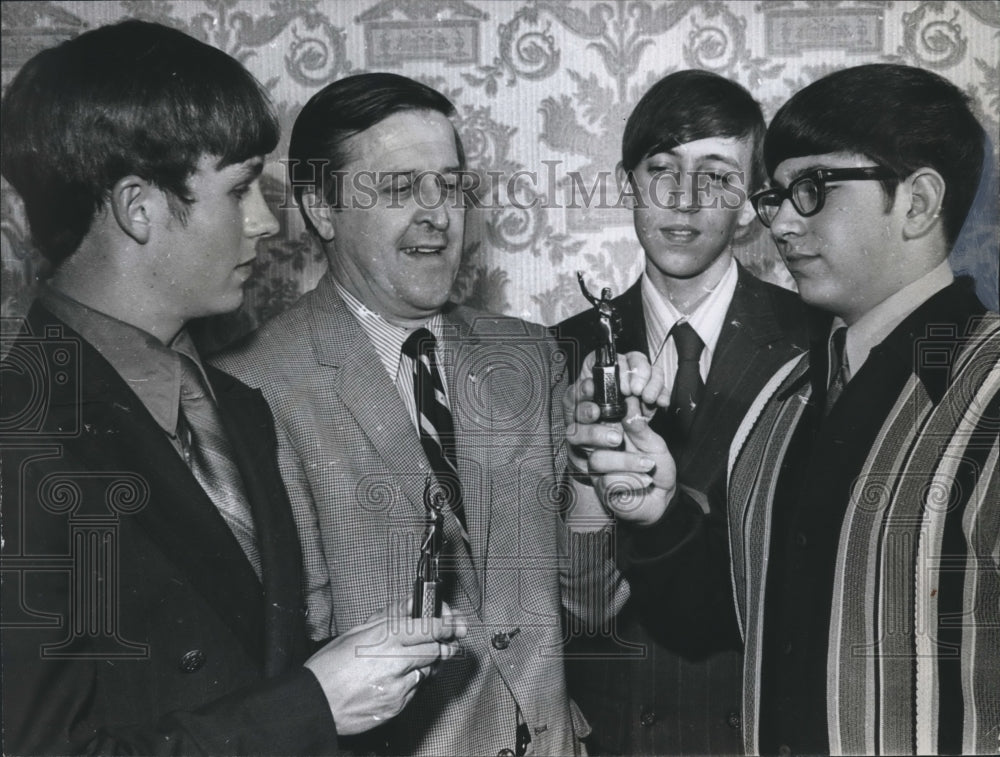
left=437, top=602, right=468, bottom=639
left=566, top=421, right=622, bottom=451
left=588, top=448, right=658, bottom=477
left=618, top=351, right=651, bottom=397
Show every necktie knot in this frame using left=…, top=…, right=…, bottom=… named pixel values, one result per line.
left=671, top=321, right=704, bottom=363
left=402, top=327, right=436, bottom=361
left=179, top=355, right=209, bottom=401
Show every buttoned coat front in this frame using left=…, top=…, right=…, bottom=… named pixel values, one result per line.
left=217, top=275, right=607, bottom=756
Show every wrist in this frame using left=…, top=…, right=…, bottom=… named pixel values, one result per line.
left=563, top=482, right=613, bottom=531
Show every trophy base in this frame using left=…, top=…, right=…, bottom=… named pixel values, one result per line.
left=597, top=402, right=627, bottom=423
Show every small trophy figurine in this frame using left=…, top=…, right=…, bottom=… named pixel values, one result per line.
left=412, top=476, right=444, bottom=619
left=577, top=272, right=627, bottom=422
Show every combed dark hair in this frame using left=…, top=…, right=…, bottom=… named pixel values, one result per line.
left=764, top=63, right=985, bottom=247
left=0, top=20, right=279, bottom=268
left=288, top=72, right=462, bottom=215
left=622, top=69, right=767, bottom=192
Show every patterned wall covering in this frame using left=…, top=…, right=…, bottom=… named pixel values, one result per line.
left=2, top=0, right=998, bottom=351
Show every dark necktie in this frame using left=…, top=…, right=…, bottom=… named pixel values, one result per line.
left=824, top=326, right=849, bottom=415
left=401, top=329, right=471, bottom=547
left=667, top=321, right=705, bottom=448
left=177, top=356, right=261, bottom=579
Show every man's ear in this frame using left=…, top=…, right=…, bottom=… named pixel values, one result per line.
left=301, top=190, right=336, bottom=242
left=110, top=176, right=154, bottom=244
left=902, top=167, right=946, bottom=241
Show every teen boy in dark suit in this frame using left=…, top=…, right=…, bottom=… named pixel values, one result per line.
left=557, top=70, right=807, bottom=755
left=0, top=21, right=463, bottom=755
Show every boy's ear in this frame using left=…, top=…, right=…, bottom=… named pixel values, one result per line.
left=110, top=176, right=154, bottom=244
left=615, top=162, right=637, bottom=210
left=615, top=162, right=628, bottom=194
left=300, top=190, right=336, bottom=242
left=902, top=167, right=946, bottom=241
left=737, top=189, right=757, bottom=228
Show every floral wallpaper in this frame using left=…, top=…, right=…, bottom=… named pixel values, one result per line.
left=2, top=0, right=998, bottom=351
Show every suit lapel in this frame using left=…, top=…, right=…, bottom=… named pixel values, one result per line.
left=424, top=309, right=484, bottom=612
left=436, top=311, right=489, bottom=611
left=212, top=368, right=307, bottom=673
left=308, top=281, right=430, bottom=517
left=613, top=280, right=649, bottom=356
left=307, top=284, right=482, bottom=611
left=680, top=268, right=801, bottom=482
left=45, top=315, right=268, bottom=663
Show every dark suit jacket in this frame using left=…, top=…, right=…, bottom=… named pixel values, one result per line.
left=555, top=263, right=808, bottom=755
left=0, top=303, right=338, bottom=755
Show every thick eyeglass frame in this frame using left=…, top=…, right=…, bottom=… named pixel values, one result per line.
left=750, top=166, right=898, bottom=227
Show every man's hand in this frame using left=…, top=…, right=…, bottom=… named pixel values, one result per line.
left=304, top=598, right=467, bottom=734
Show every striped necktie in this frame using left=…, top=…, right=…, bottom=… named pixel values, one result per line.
left=824, top=326, right=849, bottom=415
left=666, top=321, right=705, bottom=448
left=177, top=356, right=262, bottom=580
left=401, top=328, right=471, bottom=547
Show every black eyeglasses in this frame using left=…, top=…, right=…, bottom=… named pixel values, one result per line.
left=750, top=167, right=897, bottom=227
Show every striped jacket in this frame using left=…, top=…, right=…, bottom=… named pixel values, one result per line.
left=728, top=286, right=1000, bottom=755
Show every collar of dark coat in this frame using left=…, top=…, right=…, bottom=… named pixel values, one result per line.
left=791, top=277, right=988, bottom=406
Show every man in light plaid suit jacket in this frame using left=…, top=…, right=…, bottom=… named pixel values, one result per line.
left=216, top=73, right=622, bottom=756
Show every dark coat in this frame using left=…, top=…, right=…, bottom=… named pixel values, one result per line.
left=555, top=263, right=808, bottom=755
left=0, top=303, right=338, bottom=755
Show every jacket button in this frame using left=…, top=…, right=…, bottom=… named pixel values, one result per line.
left=727, top=711, right=742, bottom=731
left=491, top=628, right=520, bottom=650
left=497, top=750, right=516, bottom=757
left=639, top=710, right=657, bottom=727
left=178, top=649, right=206, bottom=673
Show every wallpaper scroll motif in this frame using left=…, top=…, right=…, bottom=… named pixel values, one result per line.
left=1, top=0, right=997, bottom=351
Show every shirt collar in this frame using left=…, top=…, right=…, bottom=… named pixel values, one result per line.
left=38, top=286, right=214, bottom=437
left=641, top=257, right=739, bottom=359
left=832, top=260, right=954, bottom=381
left=333, top=280, right=444, bottom=380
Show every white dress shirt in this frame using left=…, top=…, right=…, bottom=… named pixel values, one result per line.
left=829, top=260, right=954, bottom=384
left=334, top=281, right=449, bottom=431
left=641, top=258, right=739, bottom=398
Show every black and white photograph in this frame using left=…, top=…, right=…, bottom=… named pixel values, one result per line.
left=2, top=2, right=998, bottom=755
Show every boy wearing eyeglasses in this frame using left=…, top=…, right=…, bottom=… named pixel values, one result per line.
left=557, top=70, right=807, bottom=756
left=572, top=63, right=1000, bottom=755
